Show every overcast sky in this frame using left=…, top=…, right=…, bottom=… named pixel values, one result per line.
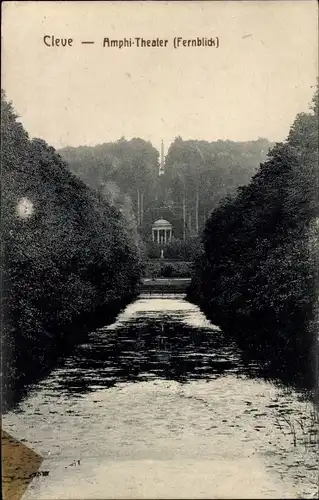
left=2, top=1, right=318, bottom=152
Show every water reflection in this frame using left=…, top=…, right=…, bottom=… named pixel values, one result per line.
left=16, top=294, right=313, bottom=402
left=45, top=296, right=254, bottom=397
left=3, top=295, right=318, bottom=499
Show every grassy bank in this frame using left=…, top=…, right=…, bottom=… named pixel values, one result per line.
left=141, top=278, right=191, bottom=294
left=1, top=430, right=43, bottom=500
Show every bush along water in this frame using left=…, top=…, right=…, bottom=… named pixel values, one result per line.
left=1, top=92, right=143, bottom=410
left=188, top=88, right=319, bottom=390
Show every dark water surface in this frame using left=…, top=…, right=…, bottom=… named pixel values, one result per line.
left=3, top=295, right=318, bottom=499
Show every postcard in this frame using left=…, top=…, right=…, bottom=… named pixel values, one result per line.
left=1, top=1, right=318, bottom=499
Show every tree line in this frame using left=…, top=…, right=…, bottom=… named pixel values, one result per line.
left=188, top=88, right=318, bottom=387
left=1, top=91, right=143, bottom=409
left=59, top=138, right=160, bottom=239
left=59, top=135, right=272, bottom=255
left=163, top=136, right=272, bottom=239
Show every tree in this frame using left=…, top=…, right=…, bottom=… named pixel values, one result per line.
left=1, top=91, right=143, bottom=409
left=189, top=87, right=318, bottom=387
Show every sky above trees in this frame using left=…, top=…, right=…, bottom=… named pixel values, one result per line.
left=2, top=1, right=318, bottom=151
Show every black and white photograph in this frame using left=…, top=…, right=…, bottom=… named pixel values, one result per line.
left=1, top=1, right=318, bottom=498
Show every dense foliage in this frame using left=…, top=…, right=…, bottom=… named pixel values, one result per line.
left=145, top=236, right=202, bottom=261
left=59, top=137, right=272, bottom=243
left=189, top=90, right=318, bottom=386
left=161, top=137, right=272, bottom=238
left=145, top=260, right=192, bottom=279
left=59, top=138, right=160, bottom=240
left=1, top=92, right=143, bottom=408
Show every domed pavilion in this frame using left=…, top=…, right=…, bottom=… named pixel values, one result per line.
left=152, top=218, right=172, bottom=244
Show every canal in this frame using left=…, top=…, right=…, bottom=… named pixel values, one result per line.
left=3, top=294, right=318, bottom=499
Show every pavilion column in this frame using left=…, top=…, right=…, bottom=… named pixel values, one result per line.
left=151, top=222, right=173, bottom=245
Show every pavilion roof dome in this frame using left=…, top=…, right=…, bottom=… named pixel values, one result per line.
left=152, top=218, right=172, bottom=228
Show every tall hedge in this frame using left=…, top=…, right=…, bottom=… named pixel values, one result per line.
left=1, top=91, right=142, bottom=408
left=189, top=89, right=318, bottom=386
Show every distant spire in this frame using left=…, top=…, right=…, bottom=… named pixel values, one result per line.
left=159, top=139, right=164, bottom=176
